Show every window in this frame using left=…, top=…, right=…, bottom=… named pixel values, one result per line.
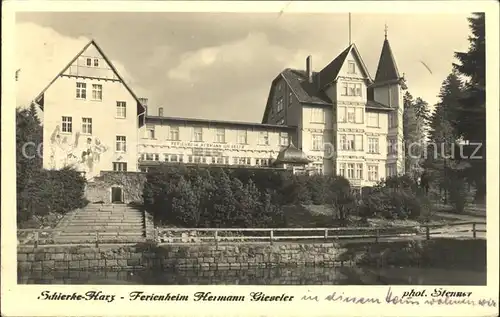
left=169, top=126, right=179, bottom=141
left=341, top=83, right=348, bottom=96
left=387, top=164, right=397, bottom=177
left=368, top=137, right=379, bottom=154
left=116, top=136, right=126, bottom=152
left=143, top=153, right=159, bottom=161
left=113, top=162, right=127, bottom=172
left=367, top=112, right=379, bottom=127
left=312, top=163, right=323, bottom=175
left=165, top=154, right=180, bottom=162
left=193, top=127, right=203, bottom=142
left=340, top=135, right=347, bottom=150
left=238, top=130, right=247, bottom=144
left=312, top=134, right=323, bottom=151
left=276, top=97, right=284, bottom=112
left=355, top=108, right=364, bottom=123
left=278, top=83, right=282, bottom=91
left=233, top=157, right=251, bottom=165
left=338, top=106, right=346, bottom=122
left=146, top=125, right=155, bottom=139
left=356, top=163, right=363, bottom=179
left=341, top=82, right=362, bottom=96
left=82, top=117, right=92, bottom=135
left=93, top=59, right=99, bottom=67
left=389, top=112, right=398, bottom=128
left=288, top=92, right=293, bottom=105
left=92, top=84, right=102, bottom=101
left=76, top=82, right=87, bottom=99
left=340, top=134, right=361, bottom=151
left=62, top=116, right=73, bottom=133
left=347, top=108, right=355, bottom=123
left=215, top=128, right=225, bottom=143
left=280, top=132, right=289, bottom=146
left=158, top=107, right=164, bottom=117
left=355, top=135, right=363, bottom=151
left=256, top=158, right=271, bottom=166
left=347, top=163, right=355, bottom=179
left=116, top=101, right=126, bottom=118
left=348, top=61, right=356, bottom=74
left=311, top=108, right=325, bottom=123
left=277, top=119, right=285, bottom=125
left=86, top=58, right=92, bottom=66
left=259, top=131, right=269, bottom=145
left=339, top=163, right=346, bottom=177
left=347, top=135, right=355, bottom=150
left=388, top=138, right=397, bottom=155
left=368, top=165, right=379, bottom=181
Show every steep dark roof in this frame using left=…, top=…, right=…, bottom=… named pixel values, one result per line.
left=281, top=69, right=392, bottom=111
left=374, top=39, right=401, bottom=83
left=281, top=69, right=331, bottom=105
left=275, top=142, right=310, bottom=165
left=317, top=45, right=352, bottom=89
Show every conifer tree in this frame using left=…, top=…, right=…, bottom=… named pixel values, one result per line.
left=452, top=12, right=486, bottom=202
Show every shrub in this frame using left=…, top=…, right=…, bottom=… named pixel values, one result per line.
left=18, top=167, right=88, bottom=223
left=142, top=165, right=284, bottom=228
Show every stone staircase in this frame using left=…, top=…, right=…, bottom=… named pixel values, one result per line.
left=53, top=204, right=146, bottom=244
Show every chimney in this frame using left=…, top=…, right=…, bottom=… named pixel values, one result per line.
left=306, top=56, right=313, bottom=83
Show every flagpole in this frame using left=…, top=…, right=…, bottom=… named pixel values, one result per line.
left=348, top=13, right=352, bottom=45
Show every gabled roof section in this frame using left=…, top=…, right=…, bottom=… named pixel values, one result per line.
left=33, top=39, right=146, bottom=116
left=317, top=45, right=351, bottom=89
left=317, top=44, right=373, bottom=89
left=374, top=38, right=401, bottom=83
left=261, top=69, right=333, bottom=123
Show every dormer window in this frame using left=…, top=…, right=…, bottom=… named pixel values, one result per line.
left=93, top=58, right=99, bottom=67
left=348, top=61, right=356, bottom=74
left=86, top=58, right=92, bottom=66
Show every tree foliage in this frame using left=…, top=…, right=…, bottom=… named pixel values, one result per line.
left=16, top=105, right=88, bottom=224
left=452, top=13, right=486, bottom=202
left=403, top=92, right=429, bottom=175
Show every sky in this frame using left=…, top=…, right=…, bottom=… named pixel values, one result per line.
left=15, top=11, right=472, bottom=122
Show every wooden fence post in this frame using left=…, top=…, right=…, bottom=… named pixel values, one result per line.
left=472, top=223, right=477, bottom=239
left=324, top=229, right=328, bottom=241
left=270, top=230, right=274, bottom=245
left=214, top=230, right=219, bottom=246
left=425, top=226, right=430, bottom=240
left=34, top=231, right=39, bottom=248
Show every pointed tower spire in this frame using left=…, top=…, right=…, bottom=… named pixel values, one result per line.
left=374, top=25, right=401, bottom=83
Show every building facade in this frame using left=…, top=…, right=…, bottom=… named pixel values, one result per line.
left=262, top=35, right=406, bottom=187
left=33, top=34, right=405, bottom=187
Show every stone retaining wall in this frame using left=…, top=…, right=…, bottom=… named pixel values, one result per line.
left=18, top=243, right=351, bottom=272
left=85, top=171, right=146, bottom=204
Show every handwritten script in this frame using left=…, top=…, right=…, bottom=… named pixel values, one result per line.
left=301, top=288, right=497, bottom=307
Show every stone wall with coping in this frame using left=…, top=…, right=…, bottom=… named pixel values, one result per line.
left=17, top=243, right=352, bottom=272
left=85, top=171, right=146, bottom=204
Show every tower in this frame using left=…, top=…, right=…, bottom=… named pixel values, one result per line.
left=371, top=26, right=406, bottom=176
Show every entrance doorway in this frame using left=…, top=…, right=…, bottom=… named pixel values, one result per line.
left=111, top=187, right=123, bottom=204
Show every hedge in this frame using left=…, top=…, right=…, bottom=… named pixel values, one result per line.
left=17, top=167, right=88, bottom=223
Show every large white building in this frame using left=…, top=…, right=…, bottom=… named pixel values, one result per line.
left=32, top=33, right=405, bottom=188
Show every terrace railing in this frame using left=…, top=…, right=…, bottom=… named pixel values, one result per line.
left=17, top=221, right=486, bottom=248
